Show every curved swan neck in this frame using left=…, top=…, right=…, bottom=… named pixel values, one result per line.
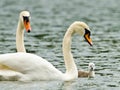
left=63, top=27, right=78, bottom=76
left=16, top=18, right=26, bottom=52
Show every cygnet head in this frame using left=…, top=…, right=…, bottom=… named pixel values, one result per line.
left=69, top=21, right=93, bottom=46
left=19, top=11, right=31, bottom=33
left=88, top=62, right=95, bottom=71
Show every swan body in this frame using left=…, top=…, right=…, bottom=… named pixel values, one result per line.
left=16, top=11, right=31, bottom=52
left=0, top=53, right=64, bottom=81
left=78, top=63, right=95, bottom=78
left=0, top=21, right=92, bottom=81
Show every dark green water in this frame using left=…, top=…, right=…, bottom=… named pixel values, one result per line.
left=0, top=0, right=120, bottom=90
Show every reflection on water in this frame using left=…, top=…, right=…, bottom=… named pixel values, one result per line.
left=0, top=0, right=120, bottom=89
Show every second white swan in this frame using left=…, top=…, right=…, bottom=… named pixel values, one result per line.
left=0, top=21, right=92, bottom=81
left=16, top=11, right=31, bottom=52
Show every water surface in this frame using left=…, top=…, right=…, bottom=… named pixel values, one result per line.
left=0, top=0, right=120, bottom=89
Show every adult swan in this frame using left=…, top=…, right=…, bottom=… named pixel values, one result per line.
left=0, top=21, right=92, bottom=81
left=16, top=11, right=31, bottom=52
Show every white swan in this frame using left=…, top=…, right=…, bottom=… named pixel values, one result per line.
left=78, top=63, right=95, bottom=78
left=16, top=11, right=31, bottom=52
left=15, top=11, right=93, bottom=78
left=0, top=21, right=92, bottom=81
left=15, top=12, right=93, bottom=78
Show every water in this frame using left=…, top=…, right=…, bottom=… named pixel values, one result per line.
left=0, top=0, right=120, bottom=89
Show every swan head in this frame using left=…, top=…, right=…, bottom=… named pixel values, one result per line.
left=88, top=62, right=95, bottom=71
left=19, top=11, right=31, bottom=33
left=70, top=21, right=93, bottom=46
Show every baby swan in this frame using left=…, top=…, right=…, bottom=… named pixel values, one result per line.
left=78, top=63, right=95, bottom=78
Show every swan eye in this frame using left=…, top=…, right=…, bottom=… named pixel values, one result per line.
left=84, top=28, right=91, bottom=36
left=23, top=16, right=29, bottom=22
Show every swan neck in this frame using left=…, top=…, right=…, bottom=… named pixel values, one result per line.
left=16, top=19, right=26, bottom=52
left=63, top=28, right=78, bottom=77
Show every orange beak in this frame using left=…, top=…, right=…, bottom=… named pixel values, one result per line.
left=84, top=33, right=93, bottom=46
left=23, top=17, right=31, bottom=33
